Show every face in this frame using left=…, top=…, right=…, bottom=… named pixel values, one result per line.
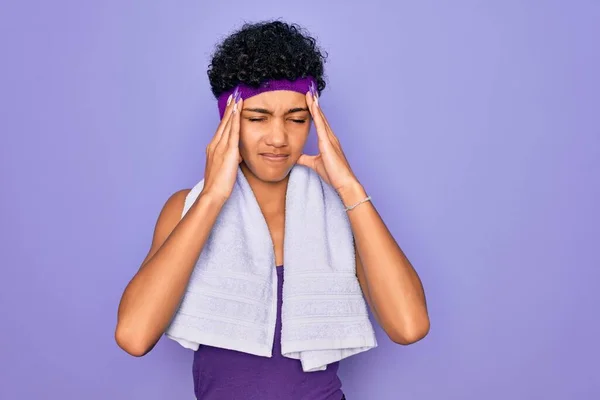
left=239, top=90, right=311, bottom=183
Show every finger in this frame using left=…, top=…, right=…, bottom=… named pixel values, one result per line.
left=306, top=92, right=332, bottom=147
left=218, top=94, right=243, bottom=151
left=308, top=91, right=344, bottom=152
left=207, top=112, right=233, bottom=156
left=312, top=96, right=340, bottom=144
left=319, top=108, right=337, bottom=141
left=307, top=91, right=333, bottom=137
left=296, top=153, right=318, bottom=169
left=216, top=107, right=235, bottom=151
left=209, top=90, right=237, bottom=147
left=226, top=98, right=242, bottom=147
left=321, top=113, right=342, bottom=150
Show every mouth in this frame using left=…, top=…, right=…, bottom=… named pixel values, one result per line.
left=260, top=153, right=289, bottom=162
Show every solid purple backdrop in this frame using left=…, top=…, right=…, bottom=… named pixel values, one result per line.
left=1, top=1, right=598, bottom=399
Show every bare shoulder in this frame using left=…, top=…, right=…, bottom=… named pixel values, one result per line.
left=157, top=189, right=191, bottom=224
left=141, top=189, right=191, bottom=266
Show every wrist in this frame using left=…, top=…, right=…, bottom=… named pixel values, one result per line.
left=198, top=189, right=228, bottom=209
left=337, top=181, right=367, bottom=207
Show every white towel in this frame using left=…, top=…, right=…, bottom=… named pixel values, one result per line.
left=165, top=164, right=377, bottom=372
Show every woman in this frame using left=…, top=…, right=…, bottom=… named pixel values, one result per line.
left=116, top=20, right=429, bottom=399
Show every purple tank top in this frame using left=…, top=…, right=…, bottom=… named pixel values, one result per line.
left=192, top=266, right=344, bottom=399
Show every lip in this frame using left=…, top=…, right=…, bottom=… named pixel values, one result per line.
left=260, top=153, right=289, bottom=162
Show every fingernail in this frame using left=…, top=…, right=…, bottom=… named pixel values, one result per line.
left=227, top=94, right=233, bottom=106
left=310, top=82, right=319, bottom=106
left=235, top=87, right=242, bottom=103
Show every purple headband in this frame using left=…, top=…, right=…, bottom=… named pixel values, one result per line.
left=217, top=76, right=317, bottom=119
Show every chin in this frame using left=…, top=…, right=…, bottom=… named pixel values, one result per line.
left=258, top=168, right=291, bottom=183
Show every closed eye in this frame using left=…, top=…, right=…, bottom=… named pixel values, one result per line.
left=247, top=118, right=307, bottom=124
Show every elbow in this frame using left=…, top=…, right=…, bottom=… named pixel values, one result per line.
left=114, top=324, right=155, bottom=357
left=387, top=315, right=430, bottom=345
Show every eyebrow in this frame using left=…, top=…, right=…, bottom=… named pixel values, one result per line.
left=242, top=107, right=309, bottom=116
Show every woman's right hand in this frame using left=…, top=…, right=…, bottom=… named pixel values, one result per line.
left=200, top=90, right=243, bottom=204
left=116, top=92, right=243, bottom=356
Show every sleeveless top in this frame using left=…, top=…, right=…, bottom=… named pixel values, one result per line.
left=192, top=266, right=344, bottom=399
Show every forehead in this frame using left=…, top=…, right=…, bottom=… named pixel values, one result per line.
left=243, top=90, right=307, bottom=110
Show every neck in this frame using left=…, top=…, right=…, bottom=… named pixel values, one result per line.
left=240, top=162, right=288, bottom=215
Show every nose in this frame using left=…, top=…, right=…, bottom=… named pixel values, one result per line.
left=264, top=119, right=288, bottom=147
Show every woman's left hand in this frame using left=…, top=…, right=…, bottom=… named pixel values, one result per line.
left=296, top=86, right=362, bottom=196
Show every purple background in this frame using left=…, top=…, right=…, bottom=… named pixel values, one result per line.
left=1, top=1, right=599, bottom=399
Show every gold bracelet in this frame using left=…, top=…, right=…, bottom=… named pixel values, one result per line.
left=344, top=195, right=372, bottom=212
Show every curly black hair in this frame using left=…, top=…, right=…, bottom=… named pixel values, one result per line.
left=207, top=20, right=328, bottom=99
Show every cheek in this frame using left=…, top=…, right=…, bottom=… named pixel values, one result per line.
left=237, top=126, right=257, bottom=152
left=291, top=128, right=310, bottom=149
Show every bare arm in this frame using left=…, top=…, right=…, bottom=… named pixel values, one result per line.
left=115, top=91, right=243, bottom=357
left=115, top=190, right=225, bottom=356
left=297, top=91, right=429, bottom=345
left=343, top=183, right=430, bottom=345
